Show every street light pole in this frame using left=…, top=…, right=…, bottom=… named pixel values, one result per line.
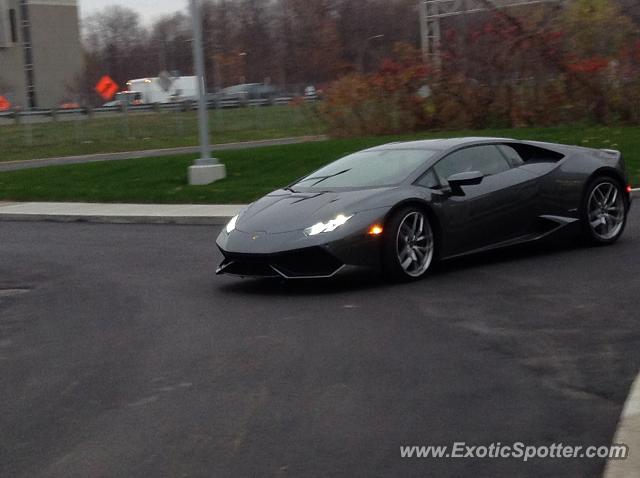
left=357, top=34, right=384, bottom=73
left=188, top=0, right=226, bottom=185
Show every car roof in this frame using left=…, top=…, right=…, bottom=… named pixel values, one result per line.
left=369, top=137, right=513, bottom=152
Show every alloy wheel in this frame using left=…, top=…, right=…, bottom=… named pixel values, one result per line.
left=588, top=181, right=625, bottom=241
left=396, top=211, right=434, bottom=278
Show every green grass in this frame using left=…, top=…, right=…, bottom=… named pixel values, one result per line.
left=0, top=125, right=638, bottom=204
left=0, top=104, right=325, bottom=162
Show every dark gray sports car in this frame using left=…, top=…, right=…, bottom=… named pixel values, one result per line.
left=216, top=137, right=632, bottom=281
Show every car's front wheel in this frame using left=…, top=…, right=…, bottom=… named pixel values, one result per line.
left=382, top=207, right=436, bottom=281
left=581, top=176, right=628, bottom=245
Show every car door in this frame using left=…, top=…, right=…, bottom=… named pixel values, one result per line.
left=428, top=144, right=538, bottom=256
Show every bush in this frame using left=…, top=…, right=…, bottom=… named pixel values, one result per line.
left=322, top=1, right=640, bottom=138
left=320, top=44, right=433, bottom=137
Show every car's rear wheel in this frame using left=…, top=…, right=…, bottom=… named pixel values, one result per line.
left=382, top=207, right=435, bottom=281
left=581, top=176, right=627, bottom=245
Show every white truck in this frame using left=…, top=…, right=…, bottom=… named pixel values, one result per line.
left=116, top=75, right=198, bottom=105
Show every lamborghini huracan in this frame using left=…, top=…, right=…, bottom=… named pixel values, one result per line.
left=216, top=137, right=632, bottom=281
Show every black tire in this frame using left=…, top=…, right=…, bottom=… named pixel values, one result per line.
left=382, top=206, right=437, bottom=282
left=580, top=175, right=628, bottom=245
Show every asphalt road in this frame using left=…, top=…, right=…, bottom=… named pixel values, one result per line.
left=1, top=210, right=639, bottom=477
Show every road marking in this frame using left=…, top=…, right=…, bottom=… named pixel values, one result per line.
left=603, top=371, right=640, bottom=478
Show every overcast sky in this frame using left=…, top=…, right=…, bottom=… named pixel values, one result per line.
left=78, top=0, right=186, bottom=23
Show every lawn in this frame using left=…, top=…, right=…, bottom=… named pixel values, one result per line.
left=0, top=125, right=638, bottom=204
left=0, top=104, right=325, bottom=162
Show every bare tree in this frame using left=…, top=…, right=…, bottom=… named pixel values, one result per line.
left=149, top=13, right=193, bottom=76
left=237, top=0, right=276, bottom=83
left=83, top=6, right=150, bottom=87
left=203, top=0, right=241, bottom=88
left=77, top=0, right=426, bottom=91
left=335, top=0, right=419, bottom=72
left=274, top=0, right=344, bottom=85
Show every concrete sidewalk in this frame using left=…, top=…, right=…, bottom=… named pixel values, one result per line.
left=604, top=372, right=640, bottom=478
left=0, top=189, right=637, bottom=226
left=0, top=135, right=327, bottom=172
left=0, top=202, right=246, bottom=225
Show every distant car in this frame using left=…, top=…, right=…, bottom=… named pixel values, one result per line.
left=304, top=85, right=317, bottom=100
left=210, top=83, right=281, bottom=106
left=104, top=91, right=143, bottom=107
left=217, top=137, right=632, bottom=281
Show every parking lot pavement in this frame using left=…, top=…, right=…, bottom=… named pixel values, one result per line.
left=1, top=210, right=639, bottom=477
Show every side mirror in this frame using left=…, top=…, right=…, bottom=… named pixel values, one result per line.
left=447, top=171, right=484, bottom=196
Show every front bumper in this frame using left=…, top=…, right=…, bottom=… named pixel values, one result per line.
left=216, top=246, right=346, bottom=279
left=216, top=208, right=389, bottom=279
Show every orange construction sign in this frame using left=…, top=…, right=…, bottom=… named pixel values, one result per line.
left=0, top=95, right=11, bottom=111
left=95, top=75, right=119, bottom=101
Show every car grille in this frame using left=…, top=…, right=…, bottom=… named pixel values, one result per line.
left=222, top=261, right=279, bottom=277
left=219, top=247, right=344, bottom=278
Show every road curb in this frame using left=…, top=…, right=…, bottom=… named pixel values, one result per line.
left=0, top=202, right=244, bottom=225
left=603, top=372, right=640, bottom=478
left=0, top=214, right=232, bottom=226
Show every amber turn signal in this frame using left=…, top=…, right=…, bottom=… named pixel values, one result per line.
left=368, top=225, right=384, bottom=235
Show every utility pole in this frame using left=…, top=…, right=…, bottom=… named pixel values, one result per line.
left=419, top=0, right=561, bottom=64
left=419, top=0, right=441, bottom=67
left=188, top=0, right=226, bottom=185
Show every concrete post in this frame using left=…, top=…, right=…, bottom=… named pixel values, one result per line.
left=188, top=0, right=226, bottom=186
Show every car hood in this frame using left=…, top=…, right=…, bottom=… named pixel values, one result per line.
left=235, top=187, right=395, bottom=234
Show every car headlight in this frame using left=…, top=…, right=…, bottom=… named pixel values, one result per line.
left=304, top=214, right=353, bottom=236
left=226, top=215, right=239, bottom=234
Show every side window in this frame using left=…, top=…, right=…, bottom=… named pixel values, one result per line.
left=434, top=145, right=511, bottom=186
left=508, top=143, right=565, bottom=163
left=416, top=169, right=439, bottom=189
left=498, top=144, right=525, bottom=166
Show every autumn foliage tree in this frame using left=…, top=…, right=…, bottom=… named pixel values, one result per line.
left=321, top=0, right=640, bottom=136
left=321, top=44, right=432, bottom=136
left=560, top=0, right=638, bottom=122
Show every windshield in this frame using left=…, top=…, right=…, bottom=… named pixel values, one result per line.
left=116, top=92, right=141, bottom=100
left=292, top=149, right=436, bottom=190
